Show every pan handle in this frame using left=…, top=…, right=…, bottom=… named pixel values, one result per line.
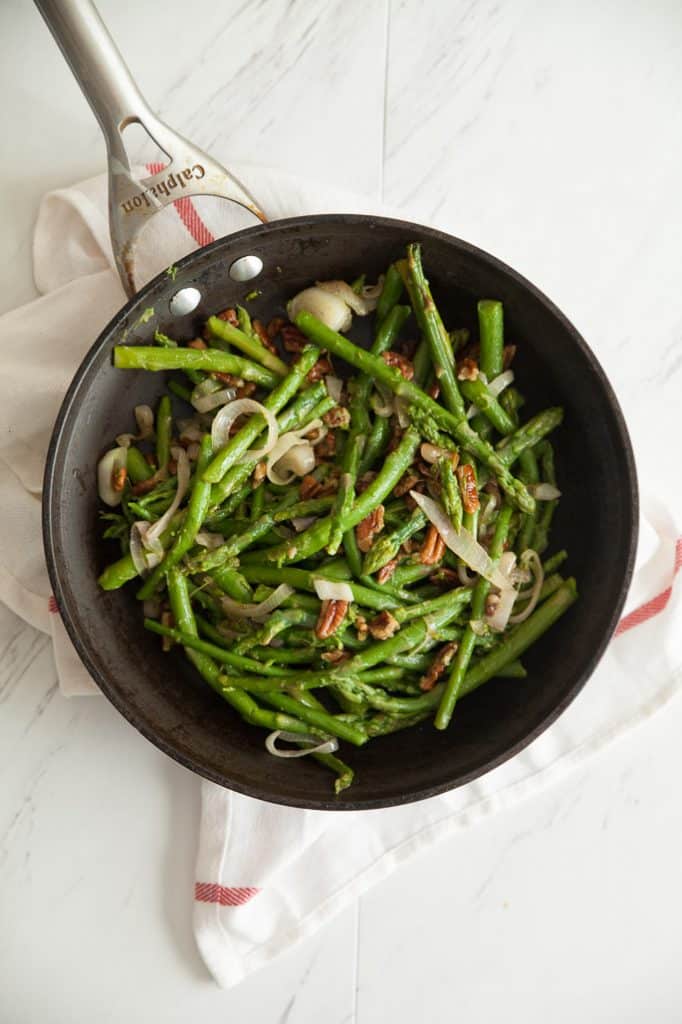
left=34, top=0, right=266, bottom=296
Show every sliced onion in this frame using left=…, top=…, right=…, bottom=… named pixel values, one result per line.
left=116, top=404, right=155, bottom=447
left=488, top=370, right=515, bottom=398
left=177, top=417, right=204, bottom=442
left=486, top=585, right=517, bottom=633
left=130, top=522, right=164, bottom=575
left=288, top=287, right=352, bottom=332
left=395, top=397, right=410, bottom=429
left=458, top=564, right=477, bottom=586
left=195, top=531, right=225, bottom=549
left=313, top=578, right=354, bottom=603
left=325, top=375, right=343, bottom=403
left=97, top=446, right=128, bottom=506
left=211, top=398, right=279, bottom=458
left=134, top=404, right=154, bottom=438
left=292, top=516, right=318, bottom=532
left=191, top=378, right=237, bottom=413
left=220, top=583, right=293, bottom=621
left=370, top=387, right=394, bottom=418
left=466, top=370, right=515, bottom=419
left=269, top=443, right=315, bottom=486
left=498, top=551, right=517, bottom=580
left=143, top=446, right=190, bottom=549
left=529, top=483, right=562, bottom=501
left=469, top=619, right=488, bottom=637
left=265, top=730, right=339, bottom=758
left=409, top=490, right=509, bottom=590
left=266, top=420, right=326, bottom=485
left=316, top=280, right=378, bottom=316
left=420, top=442, right=453, bottom=464
left=509, top=550, right=544, bottom=624
left=361, top=277, right=384, bottom=301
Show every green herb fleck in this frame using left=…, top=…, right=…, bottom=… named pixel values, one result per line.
left=245, top=289, right=261, bottom=302
left=165, top=265, right=178, bottom=281
left=136, top=307, right=156, bottom=326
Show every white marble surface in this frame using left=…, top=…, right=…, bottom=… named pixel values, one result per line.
left=2, top=0, right=682, bottom=1020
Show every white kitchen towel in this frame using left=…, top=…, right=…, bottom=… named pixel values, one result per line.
left=0, top=164, right=680, bottom=988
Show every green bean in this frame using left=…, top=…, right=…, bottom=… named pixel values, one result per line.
left=543, top=549, right=567, bottom=575
left=204, top=346, right=321, bottom=490
left=533, top=442, right=558, bottom=554
left=375, top=263, right=404, bottom=324
left=294, top=312, right=535, bottom=514
left=126, top=446, right=153, bottom=484
left=238, top=565, right=401, bottom=612
left=458, top=377, right=516, bottom=436
left=155, top=395, right=172, bottom=472
left=478, top=299, right=504, bottom=380
left=205, top=315, right=288, bottom=376
left=167, top=379, right=193, bottom=403
left=245, top=427, right=420, bottom=566
left=137, top=434, right=213, bottom=599
left=114, top=345, right=279, bottom=389
left=358, top=415, right=391, bottom=475
left=435, top=503, right=513, bottom=729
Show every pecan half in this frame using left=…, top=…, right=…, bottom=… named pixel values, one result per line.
left=367, top=610, right=400, bottom=640
left=217, top=307, right=239, bottom=326
left=420, top=524, right=446, bottom=565
left=485, top=593, right=501, bottom=618
left=187, top=337, right=207, bottom=350
left=315, top=599, right=349, bottom=639
left=323, top=406, right=350, bottom=429
left=381, top=350, right=414, bottom=380
left=212, top=371, right=244, bottom=387
left=321, top=649, right=349, bottom=665
left=355, top=615, right=369, bottom=642
left=131, top=477, right=157, bottom=496
left=356, top=505, right=385, bottom=553
left=315, top=431, right=336, bottom=462
left=161, top=610, right=175, bottom=652
left=307, top=356, right=333, bottom=383
left=456, top=464, right=480, bottom=514
left=281, top=324, right=307, bottom=352
left=112, top=466, right=127, bottom=492
left=267, top=316, right=286, bottom=340
left=377, top=559, right=398, bottom=585
left=457, top=357, right=479, bottom=381
left=419, top=642, right=458, bottom=691
left=503, top=344, right=517, bottom=370
left=253, top=319, right=279, bottom=355
left=429, top=567, right=460, bottom=586
left=236, top=382, right=257, bottom=399
left=394, top=472, right=420, bottom=497
left=428, top=381, right=441, bottom=400
left=253, top=461, right=267, bottom=486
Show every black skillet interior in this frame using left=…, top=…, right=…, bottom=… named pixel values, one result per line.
left=43, top=215, right=638, bottom=810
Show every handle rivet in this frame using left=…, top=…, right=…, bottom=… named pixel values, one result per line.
left=169, top=286, right=201, bottom=317
left=229, top=255, right=263, bottom=282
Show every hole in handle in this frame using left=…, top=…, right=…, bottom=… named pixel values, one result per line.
left=121, top=120, right=170, bottom=172
left=169, top=287, right=201, bottom=317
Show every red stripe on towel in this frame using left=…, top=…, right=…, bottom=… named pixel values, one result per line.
left=195, top=883, right=260, bottom=906
left=615, top=537, right=682, bottom=637
left=146, top=162, right=215, bottom=248
left=48, top=595, right=58, bottom=614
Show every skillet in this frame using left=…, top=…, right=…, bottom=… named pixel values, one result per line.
left=38, top=0, right=638, bottom=809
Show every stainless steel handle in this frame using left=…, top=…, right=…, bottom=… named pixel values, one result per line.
left=35, top=0, right=266, bottom=296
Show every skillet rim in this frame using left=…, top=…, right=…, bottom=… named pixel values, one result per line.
left=42, top=213, right=639, bottom=810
